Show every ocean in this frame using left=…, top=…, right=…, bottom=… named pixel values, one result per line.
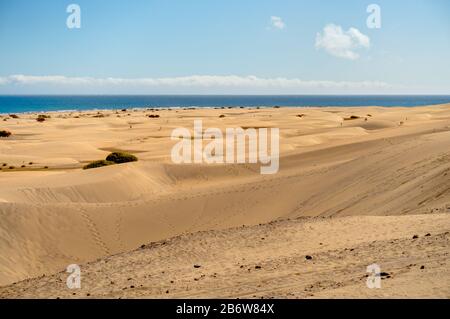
left=1, top=95, right=450, bottom=114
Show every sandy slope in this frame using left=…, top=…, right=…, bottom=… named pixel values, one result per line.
left=0, top=104, right=450, bottom=297
left=1, top=214, right=449, bottom=298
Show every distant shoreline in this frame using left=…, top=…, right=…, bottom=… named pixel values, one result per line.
left=1, top=95, right=450, bottom=114
left=2, top=103, right=450, bottom=117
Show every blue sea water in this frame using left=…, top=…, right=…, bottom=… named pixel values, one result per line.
left=1, top=95, right=450, bottom=114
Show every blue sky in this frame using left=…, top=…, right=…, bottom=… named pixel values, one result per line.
left=0, top=0, right=449, bottom=94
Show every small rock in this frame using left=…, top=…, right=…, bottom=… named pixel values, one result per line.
left=193, top=264, right=201, bottom=268
left=305, top=255, right=313, bottom=260
left=425, top=233, right=431, bottom=237
left=255, top=265, right=262, bottom=269
left=412, top=235, right=419, bottom=239
left=420, top=265, right=425, bottom=270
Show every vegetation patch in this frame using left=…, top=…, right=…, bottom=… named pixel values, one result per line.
left=83, top=160, right=115, bottom=170
left=344, top=115, right=361, bottom=121
left=83, top=151, right=138, bottom=170
left=106, top=152, right=138, bottom=164
left=0, top=130, right=12, bottom=137
left=36, top=114, right=51, bottom=122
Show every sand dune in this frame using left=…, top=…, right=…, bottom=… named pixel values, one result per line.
left=0, top=104, right=449, bottom=297
left=1, top=214, right=448, bottom=298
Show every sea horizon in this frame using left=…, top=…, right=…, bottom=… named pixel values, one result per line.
left=1, top=94, right=450, bottom=114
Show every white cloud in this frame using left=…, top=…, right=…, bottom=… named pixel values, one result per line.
left=0, top=77, right=10, bottom=85
left=270, top=16, right=285, bottom=30
left=315, top=24, right=370, bottom=60
left=0, top=74, right=389, bottom=93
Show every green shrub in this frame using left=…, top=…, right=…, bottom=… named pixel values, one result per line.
left=83, top=160, right=115, bottom=170
left=36, top=114, right=50, bottom=122
left=344, top=115, right=360, bottom=121
left=0, top=130, right=12, bottom=137
left=105, top=152, right=138, bottom=164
